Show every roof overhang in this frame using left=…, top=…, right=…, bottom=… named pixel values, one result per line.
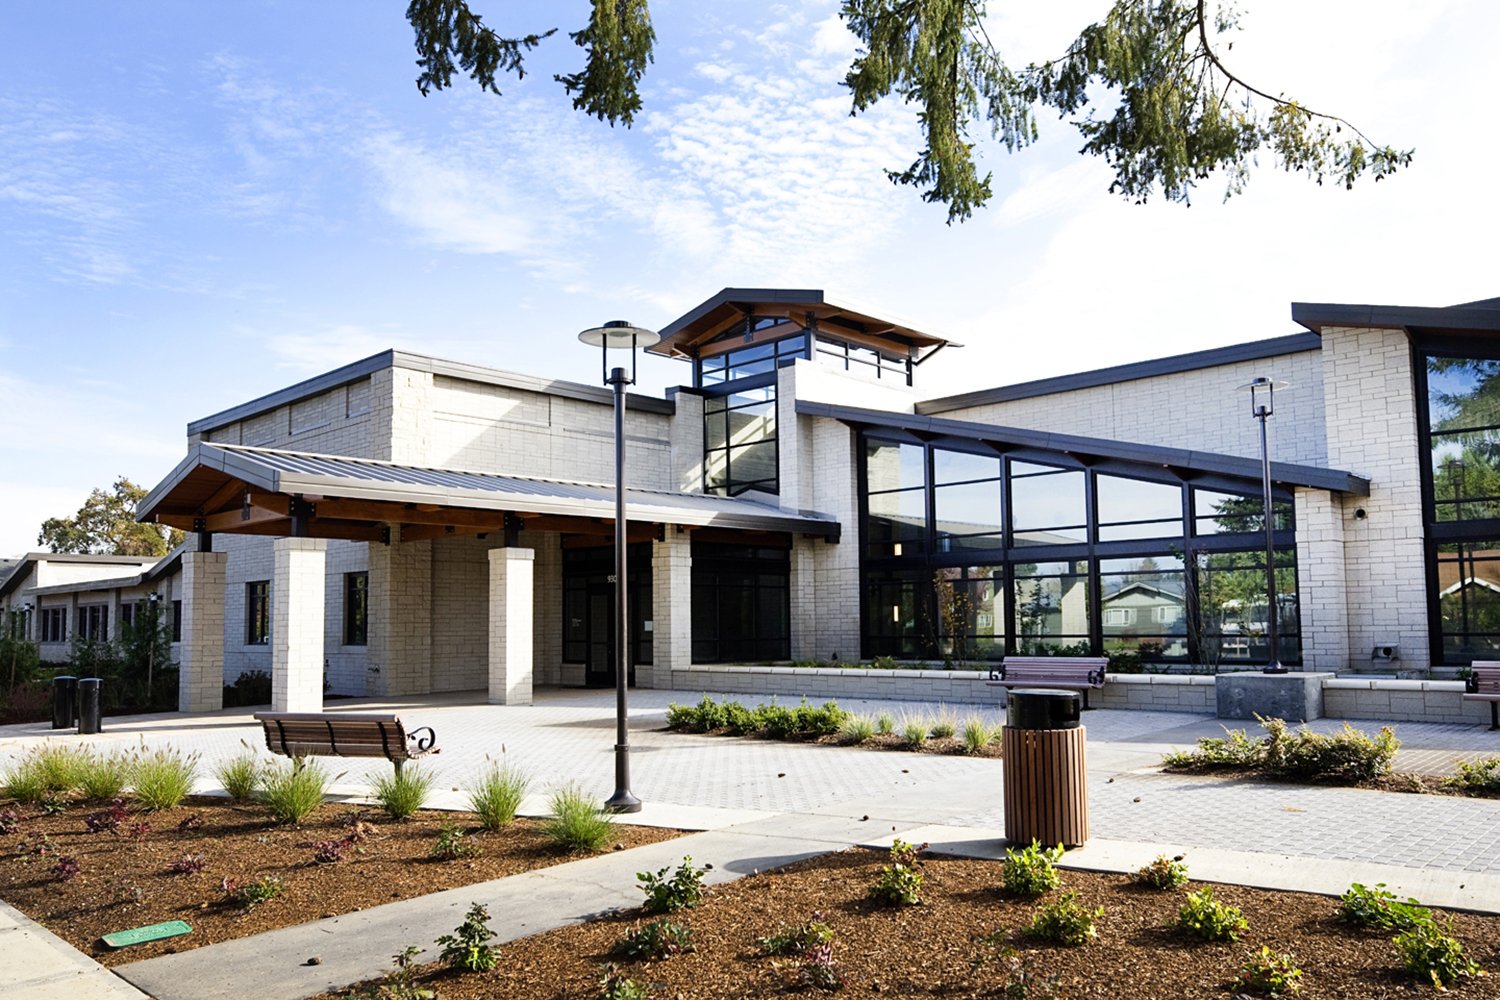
left=650, top=288, right=954, bottom=363
left=136, top=444, right=840, bottom=544
left=1292, top=301, right=1500, bottom=337
left=798, top=401, right=1371, bottom=497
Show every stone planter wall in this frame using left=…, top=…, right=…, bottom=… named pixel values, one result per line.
left=1322, top=677, right=1492, bottom=726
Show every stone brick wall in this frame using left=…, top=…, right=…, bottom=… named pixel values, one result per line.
left=220, top=534, right=275, bottom=685
left=531, top=531, right=563, bottom=686
left=1319, top=326, right=1429, bottom=673
left=1295, top=487, right=1351, bottom=672
left=1323, top=678, right=1491, bottom=725
left=930, top=347, right=1326, bottom=466
left=431, top=534, right=491, bottom=693
left=270, top=538, right=326, bottom=713
left=199, top=379, right=374, bottom=457
left=178, top=551, right=227, bottom=713
left=367, top=537, right=433, bottom=696
left=322, top=540, right=370, bottom=696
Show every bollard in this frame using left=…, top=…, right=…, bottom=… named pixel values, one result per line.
left=77, top=678, right=102, bottom=735
left=51, top=675, right=78, bottom=730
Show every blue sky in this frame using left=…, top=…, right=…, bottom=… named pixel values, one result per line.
left=2, top=0, right=1495, bottom=556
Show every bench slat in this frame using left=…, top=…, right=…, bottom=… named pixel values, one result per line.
left=253, top=712, right=439, bottom=767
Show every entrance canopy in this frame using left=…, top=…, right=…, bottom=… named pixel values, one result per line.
left=136, top=443, right=841, bottom=544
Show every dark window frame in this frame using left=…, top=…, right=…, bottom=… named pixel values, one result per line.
left=246, top=581, right=271, bottom=645
left=344, top=571, right=369, bottom=646
left=172, top=600, right=182, bottom=642
left=40, top=607, right=66, bottom=643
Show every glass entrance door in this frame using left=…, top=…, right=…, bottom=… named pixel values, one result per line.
left=586, top=587, right=613, bottom=687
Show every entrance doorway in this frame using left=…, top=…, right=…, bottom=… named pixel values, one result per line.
left=563, top=541, right=651, bottom=688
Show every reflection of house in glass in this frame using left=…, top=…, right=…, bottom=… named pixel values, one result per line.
left=1101, top=577, right=1188, bottom=659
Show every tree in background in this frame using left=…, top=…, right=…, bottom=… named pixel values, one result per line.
left=406, top=0, right=1412, bottom=223
left=1, top=609, right=43, bottom=709
left=37, top=477, right=184, bottom=557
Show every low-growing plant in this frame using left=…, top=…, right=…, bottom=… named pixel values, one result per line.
left=258, top=759, right=333, bottom=823
left=599, top=964, right=651, bottom=1000
left=466, top=758, right=530, bottom=830
left=19, top=831, right=59, bottom=856
left=354, top=946, right=435, bottom=1000
left=1445, top=755, right=1500, bottom=791
left=77, top=750, right=133, bottom=801
left=971, top=929, right=1064, bottom=997
left=126, top=820, right=151, bottom=842
left=0, top=758, right=47, bottom=803
left=759, top=914, right=835, bottom=955
left=1131, top=854, right=1189, bottom=889
left=900, top=715, right=930, bottom=746
left=1029, top=891, right=1101, bottom=945
left=311, top=839, right=346, bottom=864
left=839, top=715, right=876, bottom=743
left=436, top=902, right=499, bottom=972
left=104, top=876, right=145, bottom=904
left=1234, top=945, right=1303, bottom=996
left=0, top=808, right=19, bottom=834
left=543, top=784, right=615, bottom=851
left=929, top=710, right=957, bottom=740
left=1161, top=726, right=1266, bottom=769
left=639, top=856, right=707, bottom=913
left=51, top=855, right=80, bottom=881
left=1335, top=882, right=1431, bottom=930
left=234, top=875, right=285, bottom=908
left=30, top=743, right=90, bottom=792
left=875, top=712, right=895, bottom=735
left=1175, top=886, right=1248, bottom=941
left=1003, top=840, right=1064, bottom=896
left=84, top=798, right=129, bottom=834
left=614, top=918, right=695, bottom=960
left=871, top=655, right=900, bottom=669
left=178, top=812, right=204, bottom=832
left=131, top=746, right=200, bottom=810
left=429, top=822, right=482, bottom=861
left=960, top=716, right=1000, bottom=754
left=1163, top=718, right=1399, bottom=782
left=372, top=766, right=436, bottom=820
left=169, top=853, right=207, bottom=874
left=1394, top=918, right=1485, bottom=989
left=869, top=838, right=926, bottom=906
left=38, top=792, right=67, bottom=815
left=212, top=749, right=262, bottom=802
left=797, top=940, right=846, bottom=991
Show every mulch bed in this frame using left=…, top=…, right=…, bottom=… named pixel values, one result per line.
left=1162, top=763, right=1500, bottom=800
left=309, top=847, right=1500, bottom=999
left=0, top=796, right=680, bottom=967
left=672, top=727, right=1005, bottom=759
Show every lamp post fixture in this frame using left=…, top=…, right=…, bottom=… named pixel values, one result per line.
left=577, top=319, right=660, bottom=814
left=1238, top=377, right=1290, bottom=674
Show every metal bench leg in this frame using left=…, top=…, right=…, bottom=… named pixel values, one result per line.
left=1491, top=701, right=1498, bottom=731
left=393, top=758, right=404, bottom=778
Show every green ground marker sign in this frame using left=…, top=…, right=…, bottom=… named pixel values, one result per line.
left=101, top=921, right=192, bottom=949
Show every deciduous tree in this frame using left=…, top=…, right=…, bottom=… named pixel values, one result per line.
left=37, top=478, right=183, bottom=557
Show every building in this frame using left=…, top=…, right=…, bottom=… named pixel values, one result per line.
left=4, top=289, right=1498, bottom=712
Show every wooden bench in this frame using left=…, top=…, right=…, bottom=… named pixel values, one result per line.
left=986, top=657, right=1109, bottom=709
left=1464, top=662, right=1500, bottom=730
left=252, top=712, right=440, bottom=775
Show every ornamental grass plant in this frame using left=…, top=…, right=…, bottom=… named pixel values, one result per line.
left=131, top=746, right=200, bottom=811
left=542, top=783, right=615, bottom=852
left=76, top=750, right=133, bottom=802
left=466, top=758, right=530, bottom=830
left=212, top=748, right=263, bottom=802
left=372, top=766, right=436, bottom=820
left=259, top=758, right=333, bottom=823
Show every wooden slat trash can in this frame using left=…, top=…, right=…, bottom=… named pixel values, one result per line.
left=1002, top=688, right=1088, bottom=848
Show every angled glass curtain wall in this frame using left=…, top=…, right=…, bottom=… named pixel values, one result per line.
left=697, top=324, right=809, bottom=497
left=1419, top=350, right=1500, bottom=663
left=858, top=432, right=1300, bottom=667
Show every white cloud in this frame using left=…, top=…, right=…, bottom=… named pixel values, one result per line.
left=0, top=483, right=93, bottom=558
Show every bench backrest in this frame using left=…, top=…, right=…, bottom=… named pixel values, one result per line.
left=1467, top=662, right=1500, bottom=695
left=999, top=656, right=1109, bottom=687
left=253, top=712, right=412, bottom=761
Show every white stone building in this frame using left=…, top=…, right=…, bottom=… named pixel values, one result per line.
left=5, top=289, right=1496, bottom=711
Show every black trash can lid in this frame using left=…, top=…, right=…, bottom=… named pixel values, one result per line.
left=1007, top=688, right=1082, bottom=731
left=78, top=677, right=101, bottom=686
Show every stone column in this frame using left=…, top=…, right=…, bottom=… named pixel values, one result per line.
left=271, top=537, right=327, bottom=713
left=789, top=535, right=817, bottom=662
left=178, top=551, right=227, bottom=713
left=488, top=547, right=534, bottom=705
left=650, top=527, right=693, bottom=688
left=1295, top=487, right=1350, bottom=672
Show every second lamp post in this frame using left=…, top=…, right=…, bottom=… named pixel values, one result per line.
left=577, top=319, right=659, bottom=813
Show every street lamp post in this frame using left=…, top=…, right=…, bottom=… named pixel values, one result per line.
left=577, top=320, right=660, bottom=814
left=1238, top=377, right=1290, bottom=674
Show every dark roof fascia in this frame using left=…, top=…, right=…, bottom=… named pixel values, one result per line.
left=187, top=350, right=674, bottom=437
left=137, top=442, right=287, bottom=521
left=1292, top=302, right=1500, bottom=335
left=657, top=288, right=825, bottom=343
left=797, top=400, right=1370, bottom=496
left=918, top=333, right=1323, bottom=415
left=0, top=559, right=34, bottom=600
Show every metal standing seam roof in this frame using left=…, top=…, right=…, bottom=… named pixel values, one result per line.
left=797, top=401, right=1372, bottom=496
left=137, top=444, right=841, bottom=538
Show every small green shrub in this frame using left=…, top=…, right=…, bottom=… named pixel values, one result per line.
left=1175, top=886, right=1247, bottom=941
left=77, top=750, right=132, bottom=801
left=1003, top=840, right=1064, bottom=896
left=1028, top=892, right=1101, bottom=946
left=543, top=784, right=615, bottom=851
left=756, top=704, right=798, bottom=739
left=759, top=914, right=835, bottom=956
left=599, top=964, right=650, bottom=1000
left=1163, top=718, right=1399, bottom=781
left=614, top=918, right=694, bottom=959
left=1334, top=882, right=1431, bottom=930
left=213, top=749, right=262, bottom=801
left=1445, top=755, right=1500, bottom=791
left=960, top=716, right=1000, bottom=754
left=639, top=856, right=707, bottom=913
left=430, top=822, right=482, bottom=861
left=258, top=759, right=332, bottom=823
left=875, top=712, right=895, bottom=735
left=466, top=759, right=529, bottom=830
left=131, top=747, right=200, bottom=810
left=2, top=758, right=47, bottom=803
left=868, top=839, right=926, bottom=906
left=1131, top=854, right=1189, bottom=889
left=436, top=902, right=498, bottom=972
left=373, top=766, right=435, bottom=820
left=356, top=946, right=435, bottom=1000
left=971, top=932, right=1064, bottom=997
left=237, top=875, right=285, bottom=908
left=721, top=701, right=756, bottom=734
left=900, top=715, right=930, bottom=746
left=839, top=715, right=876, bottom=742
left=929, top=711, right=957, bottom=740
left=1394, top=919, right=1484, bottom=989
left=1161, top=726, right=1266, bottom=768
left=871, top=655, right=900, bottom=670
left=1234, top=945, right=1303, bottom=996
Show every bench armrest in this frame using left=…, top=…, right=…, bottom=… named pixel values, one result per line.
left=988, top=664, right=1006, bottom=682
left=406, top=726, right=438, bottom=752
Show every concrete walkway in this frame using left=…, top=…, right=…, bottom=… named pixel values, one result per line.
left=3, top=688, right=1500, bottom=999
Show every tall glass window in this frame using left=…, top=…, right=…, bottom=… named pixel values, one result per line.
left=691, top=541, right=790, bottom=662
left=815, top=335, right=911, bottom=383
left=858, top=431, right=1300, bottom=666
left=704, top=386, right=777, bottom=496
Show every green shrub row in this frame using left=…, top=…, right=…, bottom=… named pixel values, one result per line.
left=1162, top=716, right=1400, bottom=781
left=666, top=696, right=850, bottom=738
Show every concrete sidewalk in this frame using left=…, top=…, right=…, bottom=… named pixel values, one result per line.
left=0, top=900, right=148, bottom=1000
